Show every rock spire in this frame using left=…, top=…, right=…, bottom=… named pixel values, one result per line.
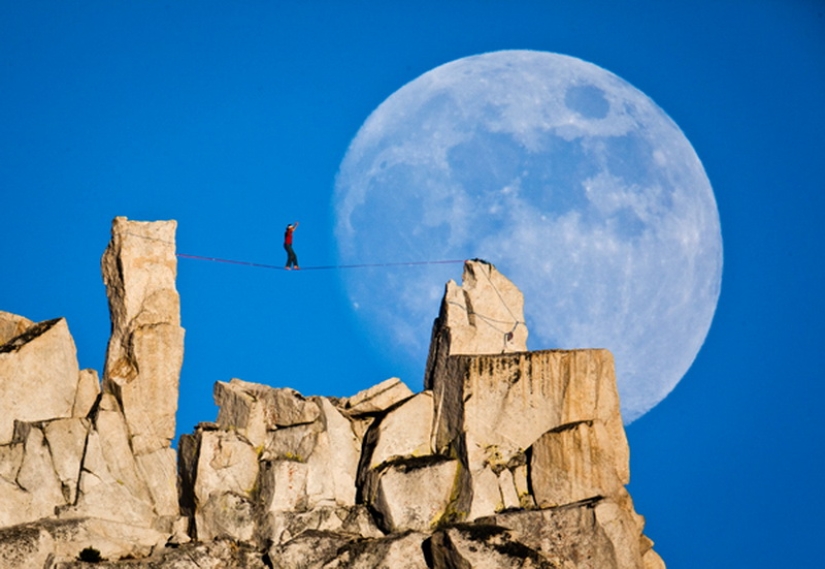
left=424, top=259, right=528, bottom=389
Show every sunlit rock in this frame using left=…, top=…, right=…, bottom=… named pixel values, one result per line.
left=370, top=457, right=461, bottom=533
left=72, top=368, right=100, bottom=418
left=66, top=404, right=156, bottom=527
left=261, top=458, right=310, bottom=515
left=8, top=425, right=65, bottom=525
left=424, top=259, right=528, bottom=389
left=362, top=390, right=434, bottom=471
left=530, top=420, right=626, bottom=508
left=134, top=446, right=180, bottom=522
left=262, top=420, right=323, bottom=464
left=304, top=398, right=361, bottom=507
left=9, top=523, right=259, bottom=569
left=644, top=547, right=667, bottom=569
left=0, top=418, right=91, bottom=527
left=215, top=378, right=322, bottom=433
left=430, top=349, right=628, bottom=520
left=0, top=318, right=79, bottom=445
left=266, top=387, right=322, bottom=428
left=0, top=218, right=665, bottom=567
left=213, top=378, right=269, bottom=447
left=340, top=376, right=414, bottom=416
left=595, top=498, right=648, bottom=569
left=272, top=529, right=431, bottom=569
left=42, top=418, right=90, bottom=505
left=256, top=397, right=361, bottom=516
left=0, top=311, right=33, bottom=345
left=101, top=216, right=183, bottom=456
left=192, top=428, right=259, bottom=542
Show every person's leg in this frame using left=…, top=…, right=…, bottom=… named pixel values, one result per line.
left=284, top=244, right=293, bottom=268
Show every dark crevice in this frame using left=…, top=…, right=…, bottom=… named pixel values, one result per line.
left=548, top=420, right=594, bottom=434
left=0, top=318, right=62, bottom=354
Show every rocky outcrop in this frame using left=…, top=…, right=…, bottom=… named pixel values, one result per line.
left=0, top=218, right=187, bottom=565
left=0, top=221, right=664, bottom=568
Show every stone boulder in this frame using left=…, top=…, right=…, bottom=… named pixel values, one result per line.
left=65, top=394, right=157, bottom=528
left=361, top=391, right=434, bottom=471
left=339, top=376, right=414, bottom=417
left=263, top=505, right=383, bottom=547
left=369, top=457, right=462, bottom=533
left=356, top=390, right=458, bottom=533
left=0, top=219, right=188, bottom=565
left=339, top=376, right=415, bottom=440
left=214, top=378, right=323, bottom=447
left=0, top=318, right=81, bottom=444
left=73, top=368, right=101, bottom=418
left=258, top=404, right=355, bottom=519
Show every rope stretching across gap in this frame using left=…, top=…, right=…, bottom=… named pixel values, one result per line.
left=121, top=232, right=465, bottom=271
left=176, top=253, right=466, bottom=271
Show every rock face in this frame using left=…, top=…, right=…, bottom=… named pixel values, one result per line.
left=0, top=222, right=665, bottom=568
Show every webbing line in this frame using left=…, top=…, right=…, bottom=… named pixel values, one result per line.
left=176, top=253, right=466, bottom=271
left=120, top=232, right=466, bottom=271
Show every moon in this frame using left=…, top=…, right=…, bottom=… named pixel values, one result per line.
left=333, top=50, right=722, bottom=423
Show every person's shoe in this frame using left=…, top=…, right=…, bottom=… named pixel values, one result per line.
left=294, top=266, right=300, bottom=270
left=285, top=266, right=291, bottom=270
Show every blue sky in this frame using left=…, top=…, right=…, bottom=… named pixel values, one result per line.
left=2, top=1, right=823, bottom=566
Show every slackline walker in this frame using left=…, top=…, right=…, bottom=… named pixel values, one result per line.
left=283, top=221, right=300, bottom=270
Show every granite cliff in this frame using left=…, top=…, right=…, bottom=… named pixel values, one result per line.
left=0, top=218, right=665, bottom=568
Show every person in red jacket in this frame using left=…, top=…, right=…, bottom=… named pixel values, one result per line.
left=284, top=222, right=300, bottom=270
